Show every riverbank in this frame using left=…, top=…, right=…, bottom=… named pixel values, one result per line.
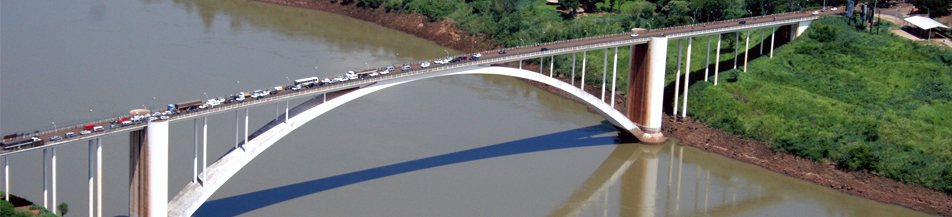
left=254, top=0, right=951, bottom=216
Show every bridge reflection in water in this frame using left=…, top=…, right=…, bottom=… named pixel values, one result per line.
left=549, top=139, right=780, bottom=217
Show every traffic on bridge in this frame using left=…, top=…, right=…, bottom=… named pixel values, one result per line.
left=1, top=7, right=842, bottom=154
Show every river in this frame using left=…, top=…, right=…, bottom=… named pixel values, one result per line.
left=0, top=0, right=933, bottom=216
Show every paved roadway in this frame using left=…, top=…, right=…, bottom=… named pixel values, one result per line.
left=1, top=9, right=840, bottom=155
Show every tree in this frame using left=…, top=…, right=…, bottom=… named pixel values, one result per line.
left=910, top=0, right=952, bottom=17
left=560, top=0, right=581, bottom=14
left=57, top=202, right=68, bottom=216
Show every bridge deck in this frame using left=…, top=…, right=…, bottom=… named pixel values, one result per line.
left=1, top=10, right=834, bottom=156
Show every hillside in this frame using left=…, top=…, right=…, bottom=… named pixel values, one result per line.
left=688, top=16, right=952, bottom=192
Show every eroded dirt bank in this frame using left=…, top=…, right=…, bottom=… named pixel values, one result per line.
left=255, top=0, right=951, bottom=215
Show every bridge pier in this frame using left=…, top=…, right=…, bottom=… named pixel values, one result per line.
left=682, top=37, right=693, bottom=118
left=550, top=56, right=554, bottom=77
left=97, top=138, right=102, bottom=217
left=4, top=157, right=7, bottom=200
left=744, top=30, right=750, bottom=72
left=734, top=32, right=740, bottom=69
left=88, top=140, right=94, bottom=217
left=581, top=51, right=587, bottom=90
left=715, top=34, right=721, bottom=85
left=193, top=119, right=198, bottom=183
left=771, top=27, right=776, bottom=58
left=51, top=147, right=56, bottom=213
left=705, top=35, right=711, bottom=82
left=129, top=120, right=169, bottom=217
left=235, top=110, right=239, bottom=149
left=202, top=116, right=208, bottom=183
left=43, top=149, right=46, bottom=209
left=571, top=52, right=576, bottom=86
left=761, top=28, right=765, bottom=55
left=626, top=37, right=668, bottom=143
left=673, top=39, right=683, bottom=115
left=611, top=47, right=618, bottom=108
left=244, top=108, right=249, bottom=149
left=602, top=48, right=608, bottom=101
left=539, top=57, right=544, bottom=74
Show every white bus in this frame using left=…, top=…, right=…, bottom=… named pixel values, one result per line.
left=294, top=77, right=320, bottom=86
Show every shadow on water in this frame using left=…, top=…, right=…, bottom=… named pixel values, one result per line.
left=194, top=122, right=622, bottom=216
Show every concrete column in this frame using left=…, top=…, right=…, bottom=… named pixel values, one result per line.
left=97, top=138, right=102, bottom=217
left=244, top=108, right=249, bottom=148
left=550, top=56, right=554, bottom=77
left=673, top=39, right=683, bottom=115
left=705, top=35, right=711, bottom=82
left=770, top=27, right=776, bottom=58
left=137, top=120, right=169, bottom=217
left=715, top=34, right=722, bottom=86
left=540, top=57, right=544, bottom=74
left=202, top=116, right=208, bottom=183
left=43, top=149, right=47, bottom=208
left=790, top=23, right=798, bottom=40
left=682, top=37, right=693, bottom=118
left=519, top=60, right=522, bottom=69
left=51, top=147, right=56, bottom=213
left=744, top=29, right=750, bottom=72
left=3, top=157, right=7, bottom=201
left=193, top=119, right=198, bottom=183
left=88, top=140, right=94, bottom=217
left=323, top=93, right=326, bottom=103
left=626, top=37, right=668, bottom=142
left=235, top=110, right=239, bottom=149
left=611, top=47, right=618, bottom=109
left=571, top=52, right=576, bottom=86
left=581, top=51, right=587, bottom=90
left=796, top=20, right=813, bottom=37
left=761, top=28, right=765, bottom=55
left=285, top=101, right=289, bottom=123
left=602, top=48, right=608, bottom=101
left=275, top=103, right=279, bottom=120
left=734, top=32, right=740, bottom=69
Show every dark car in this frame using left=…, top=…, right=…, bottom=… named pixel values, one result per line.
left=498, top=50, right=507, bottom=54
left=739, top=21, right=746, bottom=24
left=541, top=47, right=549, bottom=51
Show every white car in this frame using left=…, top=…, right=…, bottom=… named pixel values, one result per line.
left=630, top=33, right=639, bottom=37
left=812, top=11, right=819, bottom=15
left=421, top=61, right=430, bottom=68
left=830, top=7, right=837, bottom=11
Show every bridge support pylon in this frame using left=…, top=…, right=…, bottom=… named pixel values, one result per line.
left=626, top=37, right=668, bottom=144
left=129, top=120, right=169, bottom=217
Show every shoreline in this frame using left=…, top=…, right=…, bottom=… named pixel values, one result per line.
left=254, top=0, right=951, bottom=215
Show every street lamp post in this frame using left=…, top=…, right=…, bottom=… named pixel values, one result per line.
left=52, top=122, right=56, bottom=130
left=204, top=92, right=209, bottom=100
left=285, top=77, right=291, bottom=85
left=443, top=50, right=449, bottom=57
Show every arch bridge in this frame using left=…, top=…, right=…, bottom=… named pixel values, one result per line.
left=0, top=10, right=826, bottom=216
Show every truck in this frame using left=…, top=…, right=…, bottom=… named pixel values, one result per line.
left=1, top=137, right=43, bottom=150
left=168, top=99, right=204, bottom=112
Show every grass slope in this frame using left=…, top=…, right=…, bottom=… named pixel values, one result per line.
left=688, top=17, right=952, bottom=192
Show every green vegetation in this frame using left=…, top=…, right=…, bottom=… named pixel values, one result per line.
left=350, top=0, right=952, bottom=192
left=688, top=17, right=952, bottom=192
left=56, top=203, right=67, bottom=216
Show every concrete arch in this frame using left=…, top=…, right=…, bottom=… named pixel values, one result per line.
left=168, top=66, right=639, bottom=216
